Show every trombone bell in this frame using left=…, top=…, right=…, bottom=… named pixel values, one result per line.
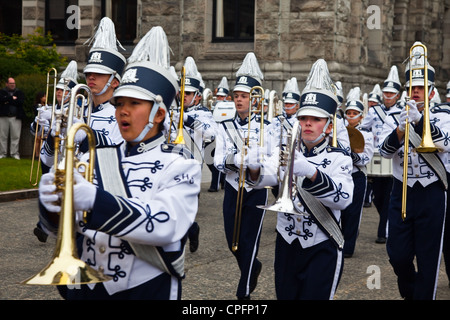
left=22, top=254, right=111, bottom=285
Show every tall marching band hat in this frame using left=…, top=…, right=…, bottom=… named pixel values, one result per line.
left=111, top=26, right=178, bottom=111
left=368, top=84, right=382, bottom=104
left=447, top=81, right=450, bottom=98
left=404, top=41, right=435, bottom=88
left=297, top=59, right=339, bottom=119
left=83, top=17, right=127, bottom=82
left=382, top=66, right=402, bottom=93
left=345, top=87, right=364, bottom=115
left=183, top=56, right=203, bottom=93
left=334, top=81, right=344, bottom=105
left=216, top=76, right=229, bottom=96
left=111, top=26, right=178, bottom=142
left=233, top=52, right=264, bottom=93
left=56, top=60, right=78, bottom=90
left=282, top=77, right=301, bottom=104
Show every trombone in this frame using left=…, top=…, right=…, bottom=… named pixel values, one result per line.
left=30, top=68, right=58, bottom=186
left=401, top=43, right=440, bottom=220
left=22, top=85, right=110, bottom=286
left=232, top=86, right=265, bottom=252
left=172, top=66, right=186, bottom=145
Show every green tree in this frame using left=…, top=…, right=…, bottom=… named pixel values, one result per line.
left=0, top=28, right=67, bottom=122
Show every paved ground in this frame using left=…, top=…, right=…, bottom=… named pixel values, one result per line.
left=2, top=169, right=450, bottom=301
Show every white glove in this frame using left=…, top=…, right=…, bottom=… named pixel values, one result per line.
left=172, top=111, right=188, bottom=126
left=73, top=170, right=97, bottom=212
left=292, top=149, right=317, bottom=179
left=36, top=106, right=52, bottom=122
left=39, top=172, right=61, bottom=213
left=406, top=100, right=422, bottom=124
left=399, top=100, right=422, bottom=132
left=234, top=143, right=263, bottom=171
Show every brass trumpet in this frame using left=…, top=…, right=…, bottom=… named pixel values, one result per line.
left=258, top=119, right=306, bottom=215
left=22, top=85, right=110, bottom=285
left=401, top=43, right=440, bottom=220
left=232, top=86, right=265, bottom=252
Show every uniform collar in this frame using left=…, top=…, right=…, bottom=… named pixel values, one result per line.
left=300, top=138, right=329, bottom=157
left=125, top=132, right=164, bottom=156
left=235, top=113, right=256, bottom=126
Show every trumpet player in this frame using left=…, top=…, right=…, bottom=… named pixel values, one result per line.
left=379, top=42, right=450, bottom=299
left=37, top=26, right=201, bottom=300
left=214, top=52, right=271, bottom=300
left=247, top=59, right=353, bottom=300
left=341, top=87, right=375, bottom=258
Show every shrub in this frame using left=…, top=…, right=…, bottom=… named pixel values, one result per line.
left=0, top=28, right=67, bottom=81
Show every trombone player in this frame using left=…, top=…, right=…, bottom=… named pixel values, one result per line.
left=379, top=42, right=450, bottom=299
left=214, top=52, right=272, bottom=300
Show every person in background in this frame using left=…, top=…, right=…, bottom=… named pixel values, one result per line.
left=0, top=77, right=25, bottom=159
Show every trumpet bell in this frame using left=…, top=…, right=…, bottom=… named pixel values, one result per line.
left=257, top=198, right=304, bottom=215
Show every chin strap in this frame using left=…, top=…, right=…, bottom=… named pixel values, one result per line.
left=345, top=112, right=362, bottom=120
left=95, top=74, right=115, bottom=96
left=185, top=91, right=199, bottom=107
left=131, top=95, right=164, bottom=143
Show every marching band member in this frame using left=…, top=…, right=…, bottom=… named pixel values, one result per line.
left=82, top=16, right=127, bottom=145
left=169, top=56, right=218, bottom=252
left=215, top=76, right=230, bottom=102
left=214, top=52, right=272, bottom=300
left=37, top=26, right=201, bottom=300
left=364, top=83, right=383, bottom=207
left=207, top=76, right=230, bottom=192
left=247, top=59, right=353, bottom=299
left=379, top=42, right=450, bottom=299
left=333, top=81, right=351, bottom=153
left=31, top=60, right=80, bottom=243
left=367, top=83, right=383, bottom=108
left=361, top=65, right=403, bottom=244
left=35, top=60, right=80, bottom=174
left=341, top=87, right=374, bottom=258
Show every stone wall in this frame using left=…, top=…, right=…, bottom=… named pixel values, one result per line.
left=19, top=0, right=450, bottom=100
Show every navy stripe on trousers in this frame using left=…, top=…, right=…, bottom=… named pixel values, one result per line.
left=223, top=181, right=267, bottom=298
left=387, top=179, right=446, bottom=300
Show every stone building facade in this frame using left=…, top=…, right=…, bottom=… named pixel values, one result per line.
left=18, top=0, right=450, bottom=99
